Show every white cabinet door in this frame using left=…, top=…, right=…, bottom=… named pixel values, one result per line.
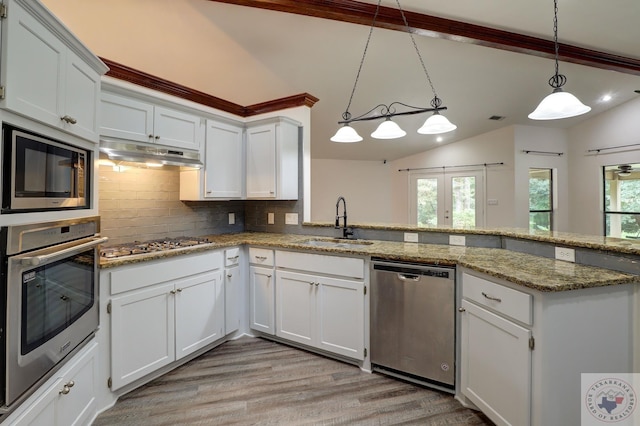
left=56, top=342, right=98, bottom=426
left=100, top=92, right=154, bottom=143
left=249, top=265, right=275, bottom=334
left=316, top=276, right=364, bottom=360
left=8, top=342, right=98, bottom=426
left=62, top=51, right=101, bottom=141
left=110, top=283, right=175, bottom=391
left=3, top=2, right=65, bottom=128
left=153, top=105, right=204, bottom=150
left=175, top=271, right=224, bottom=360
left=246, top=123, right=276, bottom=198
left=276, top=271, right=315, bottom=346
left=225, top=265, right=242, bottom=334
left=204, top=120, right=244, bottom=198
left=460, top=299, right=532, bottom=426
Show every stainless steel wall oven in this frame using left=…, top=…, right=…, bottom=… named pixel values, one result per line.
left=1, top=123, right=91, bottom=213
left=0, top=216, right=106, bottom=411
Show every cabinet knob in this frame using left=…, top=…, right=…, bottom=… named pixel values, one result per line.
left=148, top=134, right=154, bottom=139
left=315, top=282, right=320, bottom=287
left=170, top=289, right=176, bottom=294
left=227, top=274, right=233, bottom=278
left=206, top=191, right=212, bottom=194
left=66, top=380, right=75, bottom=388
left=59, top=385, right=71, bottom=395
left=155, top=135, right=160, bottom=140
left=458, top=307, right=466, bottom=312
left=176, top=288, right=183, bottom=293
left=60, top=115, right=77, bottom=124
left=267, top=274, right=272, bottom=278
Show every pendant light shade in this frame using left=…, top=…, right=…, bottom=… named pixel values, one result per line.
left=529, top=0, right=590, bottom=121
left=330, top=125, right=363, bottom=143
left=330, top=0, right=455, bottom=142
left=528, top=89, right=591, bottom=120
left=371, top=119, right=406, bottom=139
left=418, top=112, right=458, bottom=134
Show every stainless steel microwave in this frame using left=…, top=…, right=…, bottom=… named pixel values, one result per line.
left=1, top=124, right=90, bottom=213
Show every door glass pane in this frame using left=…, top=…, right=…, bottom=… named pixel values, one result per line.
left=451, top=176, right=475, bottom=228
left=529, top=169, right=553, bottom=231
left=417, top=178, right=438, bottom=226
left=604, top=164, right=640, bottom=238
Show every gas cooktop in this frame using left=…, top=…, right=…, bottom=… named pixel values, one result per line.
left=100, top=237, right=211, bottom=259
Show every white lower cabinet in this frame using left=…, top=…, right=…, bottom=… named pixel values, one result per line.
left=276, top=270, right=364, bottom=360
left=249, top=265, right=275, bottom=335
left=275, top=250, right=366, bottom=360
left=460, top=299, right=531, bottom=426
left=459, top=268, right=635, bottom=426
left=7, top=342, right=98, bottom=426
left=105, top=251, right=224, bottom=391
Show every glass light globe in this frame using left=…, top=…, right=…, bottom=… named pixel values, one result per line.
left=529, top=89, right=591, bottom=120
left=330, top=125, right=363, bottom=143
left=371, top=119, right=406, bottom=139
left=418, top=113, right=457, bottom=134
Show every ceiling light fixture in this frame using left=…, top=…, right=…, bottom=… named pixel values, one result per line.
left=529, top=0, right=590, bottom=120
left=330, top=0, right=456, bottom=143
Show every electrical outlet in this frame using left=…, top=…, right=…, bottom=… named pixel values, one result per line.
left=228, top=213, right=235, bottom=225
left=555, top=247, right=575, bottom=262
left=404, top=232, right=419, bottom=243
left=285, top=213, right=298, bottom=225
left=267, top=213, right=275, bottom=225
left=487, top=199, right=499, bottom=205
left=449, top=235, right=466, bottom=246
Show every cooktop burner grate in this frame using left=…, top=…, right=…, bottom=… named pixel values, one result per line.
left=100, top=237, right=211, bottom=259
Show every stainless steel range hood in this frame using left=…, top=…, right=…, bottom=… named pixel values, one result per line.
left=99, top=138, right=202, bottom=168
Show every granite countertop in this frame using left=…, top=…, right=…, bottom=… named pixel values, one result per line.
left=304, top=221, right=640, bottom=255
left=99, top=232, right=640, bottom=293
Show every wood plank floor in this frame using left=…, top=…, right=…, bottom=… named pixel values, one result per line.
left=93, top=337, right=493, bottom=425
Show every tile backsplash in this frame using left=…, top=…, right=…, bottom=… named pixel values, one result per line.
left=99, top=164, right=244, bottom=245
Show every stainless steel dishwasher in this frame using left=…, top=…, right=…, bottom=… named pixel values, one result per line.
left=371, top=259, right=455, bottom=391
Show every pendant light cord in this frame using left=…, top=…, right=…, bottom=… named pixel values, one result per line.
left=342, top=0, right=382, bottom=121
left=395, top=0, right=438, bottom=101
left=549, top=0, right=566, bottom=89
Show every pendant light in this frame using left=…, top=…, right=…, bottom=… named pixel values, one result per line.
left=330, top=0, right=456, bottom=143
left=529, top=0, right=590, bottom=120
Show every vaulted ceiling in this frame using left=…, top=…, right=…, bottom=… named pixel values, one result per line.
left=43, top=0, right=640, bottom=160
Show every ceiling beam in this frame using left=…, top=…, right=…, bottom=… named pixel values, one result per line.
left=207, top=0, right=640, bottom=76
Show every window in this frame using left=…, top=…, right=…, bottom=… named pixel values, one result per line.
left=604, top=164, right=640, bottom=239
left=529, top=169, right=553, bottom=231
left=410, top=170, right=484, bottom=228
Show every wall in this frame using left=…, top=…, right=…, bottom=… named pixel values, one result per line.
left=99, top=164, right=244, bottom=245
left=310, top=159, right=393, bottom=223
left=568, top=97, right=640, bottom=235
left=388, top=126, right=516, bottom=228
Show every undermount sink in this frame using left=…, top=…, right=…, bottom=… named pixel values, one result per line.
left=301, top=238, right=374, bottom=248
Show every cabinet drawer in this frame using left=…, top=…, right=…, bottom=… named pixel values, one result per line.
left=249, top=247, right=274, bottom=266
left=462, top=272, right=532, bottom=325
left=225, top=247, right=241, bottom=267
left=275, top=250, right=364, bottom=279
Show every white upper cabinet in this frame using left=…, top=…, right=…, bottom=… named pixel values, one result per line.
left=1, top=0, right=107, bottom=142
left=99, top=91, right=205, bottom=151
left=246, top=117, right=299, bottom=200
left=180, top=118, right=244, bottom=200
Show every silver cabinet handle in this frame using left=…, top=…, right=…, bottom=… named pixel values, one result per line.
left=255, top=256, right=267, bottom=260
left=315, top=282, right=320, bottom=287
left=170, top=290, right=176, bottom=294
left=155, top=135, right=160, bottom=140
left=309, top=281, right=314, bottom=286
left=206, top=191, right=212, bottom=194
left=458, top=307, right=466, bottom=312
left=482, top=292, right=502, bottom=303
left=228, top=255, right=240, bottom=260
left=148, top=134, right=154, bottom=139
left=227, top=274, right=233, bottom=278
left=60, top=115, right=77, bottom=124
left=266, top=274, right=272, bottom=278
left=59, top=381, right=74, bottom=395
left=398, top=274, right=420, bottom=281
left=170, top=288, right=183, bottom=294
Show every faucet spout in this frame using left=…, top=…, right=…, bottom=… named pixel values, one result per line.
left=335, top=196, right=352, bottom=239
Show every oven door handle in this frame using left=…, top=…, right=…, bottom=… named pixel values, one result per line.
left=20, top=236, right=109, bottom=266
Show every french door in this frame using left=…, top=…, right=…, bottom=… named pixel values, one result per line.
left=409, top=170, right=484, bottom=227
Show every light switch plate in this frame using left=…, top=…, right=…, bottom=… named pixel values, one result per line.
left=487, top=199, right=499, bottom=205
left=449, top=235, right=466, bottom=246
left=228, top=213, right=235, bottom=225
left=267, top=213, right=275, bottom=225
left=285, top=213, right=298, bottom=225
left=404, top=232, right=419, bottom=243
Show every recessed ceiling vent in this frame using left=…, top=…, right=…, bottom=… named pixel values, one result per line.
left=488, top=115, right=506, bottom=121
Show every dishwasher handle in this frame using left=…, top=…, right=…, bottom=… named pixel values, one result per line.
left=398, top=273, right=420, bottom=281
